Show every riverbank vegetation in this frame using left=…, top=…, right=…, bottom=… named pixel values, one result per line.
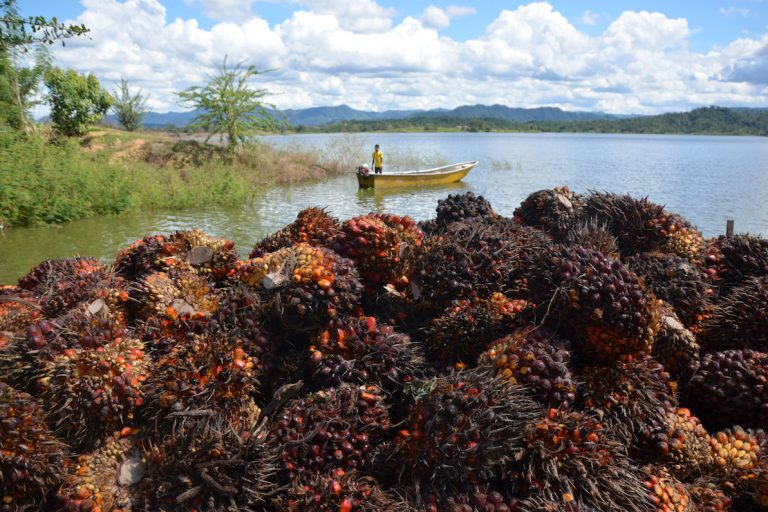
left=308, top=106, right=768, bottom=136
left=0, top=128, right=348, bottom=227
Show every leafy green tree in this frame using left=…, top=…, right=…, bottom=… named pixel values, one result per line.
left=44, top=67, right=112, bottom=136
left=0, top=45, right=51, bottom=132
left=177, top=56, right=281, bottom=151
left=0, top=0, right=89, bottom=50
left=111, top=76, right=148, bottom=131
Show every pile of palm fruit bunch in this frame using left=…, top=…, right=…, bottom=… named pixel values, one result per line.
left=2, top=187, right=768, bottom=512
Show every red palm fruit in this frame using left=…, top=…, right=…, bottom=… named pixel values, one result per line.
left=159, top=228, right=238, bottom=279
left=0, top=285, right=42, bottom=334
left=527, top=245, right=661, bottom=362
left=707, top=426, right=767, bottom=490
left=479, top=326, right=576, bottom=408
left=424, top=293, right=527, bottom=367
left=645, top=408, right=714, bottom=479
left=642, top=466, right=694, bottom=512
left=520, top=408, right=649, bottom=512
left=578, top=357, right=678, bottom=449
left=249, top=206, right=341, bottom=258
left=702, top=234, right=768, bottom=293
left=515, top=185, right=585, bottom=241
left=59, top=428, right=141, bottom=512
left=270, top=384, right=391, bottom=484
left=114, top=233, right=169, bottom=280
left=0, top=382, right=68, bottom=511
left=333, top=213, right=423, bottom=295
left=687, top=480, right=731, bottom=512
left=421, top=481, right=522, bottom=512
left=435, top=191, right=497, bottom=228
left=652, top=306, right=701, bottom=377
left=391, top=369, right=541, bottom=491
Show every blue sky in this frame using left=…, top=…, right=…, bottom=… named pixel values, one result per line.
left=18, top=0, right=768, bottom=113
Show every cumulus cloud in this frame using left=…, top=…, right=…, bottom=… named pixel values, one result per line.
left=43, top=0, right=768, bottom=114
left=184, top=0, right=256, bottom=21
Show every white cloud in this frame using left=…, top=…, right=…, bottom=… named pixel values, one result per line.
left=446, top=5, right=476, bottom=17
left=184, top=0, right=256, bottom=21
left=720, top=6, right=751, bottom=17
left=43, top=0, right=768, bottom=115
left=421, top=6, right=451, bottom=30
left=578, top=10, right=600, bottom=25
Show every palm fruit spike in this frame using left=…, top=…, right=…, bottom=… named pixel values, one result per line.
left=662, top=214, right=703, bottom=262
left=279, top=471, right=416, bottom=512
left=577, top=357, right=678, bottom=448
left=421, top=481, right=522, bottom=512
left=703, top=234, right=768, bottom=291
left=270, top=383, right=391, bottom=484
left=113, top=233, right=168, bottom=280
left=643, top=466, right=694, bottom=512
left=687, top=480, right=731, bottom=512
left=415, top=220, right=551, bottom=305
left=562, top=218, right=619, bottom=258
left=646, top=408, right=714, bottom=479
left=17, top=257, right=110, bottom=318
left=478, top=326, right=576, bottom=408
left=135, top=410, right=276, bottom=510
left=682, top=349, right=768, bottom=431
left=0, top=285, right=41, bottom=334
left=527, top=245, right=661, bottom=362
left=249, top=206, right=341, bottom=258
left=707, top=427, right=767, bottom=491
left=514, top=185, right=585, bottom=240
left=159, top=228, right=238, bottom=279
left=435, top=191, right=497, bottom=227
left=59, top=428, right=140, bottom=512
left=38, top=336, right=150, bottom=450
left=391, top=368, right=542, bottom=491
left=238, top=244, right=363, bottom=333
left=652, top=305, right=701, bottom=377
left=703, top=276, right=768, bottom=352
left=332, top=213, right=423, bottom=295
left=520, top=408, right=651, bottom=512
left=133, top=269, right=219, bottom=322
left=0, top=382, right=68, bottom=511
left=625, top=252, right=714, bottom=329
left=305, top=316, right=426, bottom=394
left=141, top=334, right=263, bottom=434
left=423, top=293, right=526, bottom=367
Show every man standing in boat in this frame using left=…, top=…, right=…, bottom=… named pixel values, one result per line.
left=372, top=144, right=384, bottom=174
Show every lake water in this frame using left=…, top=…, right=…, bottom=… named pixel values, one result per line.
left=2, top=132, right=767, bottom=283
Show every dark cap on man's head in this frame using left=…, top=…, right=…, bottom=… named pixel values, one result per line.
left=375, top=144, right=379, bottom=148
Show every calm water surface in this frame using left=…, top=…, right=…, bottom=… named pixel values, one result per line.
left=2, top=132, right=766, bottom=283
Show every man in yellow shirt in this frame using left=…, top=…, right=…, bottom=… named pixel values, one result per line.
left=372, top=144, right=384, bottom=174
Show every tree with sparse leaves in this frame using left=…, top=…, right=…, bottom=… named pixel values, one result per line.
left=177, top=56, right=281, bottom=151
left=0, top=45, right=51, bottom=132
left=44, top=67, right=112, bottom=136
left=0, top=0, right=89, bottom=50
left=111, top=77, right=148, bottom=131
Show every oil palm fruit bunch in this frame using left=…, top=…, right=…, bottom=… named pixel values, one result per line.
left=305, top=316, right=426, bottom=394
left=17, top=257, right=111, bottom=318
left=333, top=213, right=423, bottom=295
left=136, top=413, right=277, bottom=511
left=0, top=285, right=41, bottom=335
left=58, top=427, right=141, bottom=512
left=625, top=252, right=713, bottom=329
left=578, top=357, right=678, bottom=447
left=583, top=192, right=701, bottom=259
left=645, top=408, right=714, bottom=478
left=141, top=333, right=263, bottom=433
left=131, top=269, right=220, bottom=329
left=423, top=293, right=527, bottom=367
left=113, top=233, right=169, bottom=281
left=519, top=495, right=598, bottom=512
left=278, top=470, right=414, bottom=512
left=38, top=336, right=150, bottom=449
left=527, top=245, right=661, bottom=362
left=707, top=426, right=767, bottom=491
left=0, top=382, right=68, bottom=511
left=652, top=306, right=701, bottom=377
left=703, top=277, right=768, bottom=352
left=270, top=383, right=391, bottom=484
left=435, top=191, right=497, bottom=228
left=238, top=243, right=363, bottom=331
left=520, top=408, right=650, bottom=512
left=391, top=369, right=541, bottom=491
left=562, top=219, right=619, bottom=258
left=514, top=185, right=585, bottom=240
left=681, top=349, right=768, bottom=431
left=420, top=481, right=521, bottom=512
left=157, top=228, right=239, bottom=280
left=415, top=221, right=549, bottom=305
left=687, top=480, right=731, bottom=512
left=478, top=326, right=576, bottom=408
left=249, top=206, right=341, bottom=258
left=703, top=234, right=768, bottom=292
left=642, top=466, right=694, bottom=512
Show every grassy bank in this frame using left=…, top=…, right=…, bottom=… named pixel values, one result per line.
left=0, top=128, right=348, bottom=227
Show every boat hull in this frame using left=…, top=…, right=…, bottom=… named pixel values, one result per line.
left=357, top=161, right=476, bottom=189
